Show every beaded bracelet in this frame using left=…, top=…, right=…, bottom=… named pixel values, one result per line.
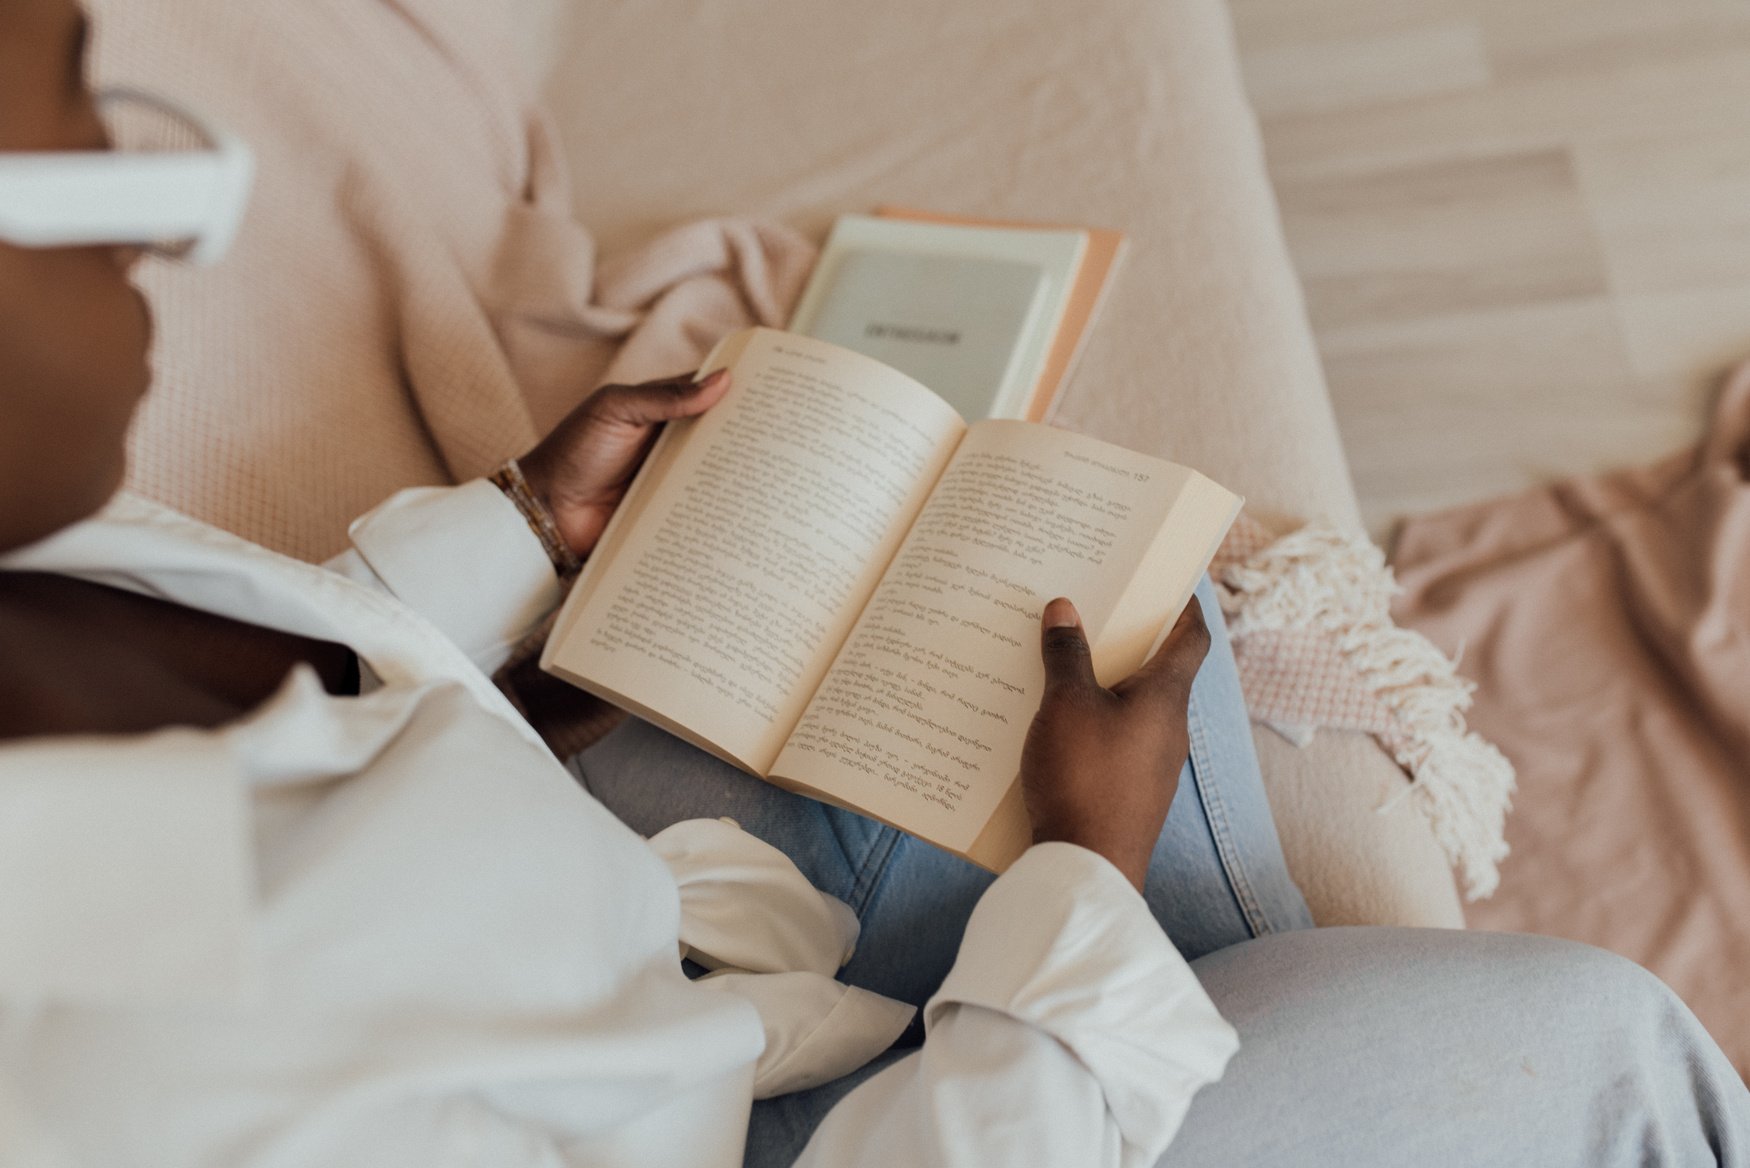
left=489, top=458, right=583, bottom=578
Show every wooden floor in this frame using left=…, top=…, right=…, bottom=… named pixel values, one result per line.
left=1231, top=0, right=1750, bottom=538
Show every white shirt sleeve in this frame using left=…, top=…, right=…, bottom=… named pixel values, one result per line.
left=793, top=843, right=1240, bottom=1168
left=327, top=480, right=564, bottom=674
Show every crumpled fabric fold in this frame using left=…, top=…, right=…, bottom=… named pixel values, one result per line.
left=650, top=819, right=916, bottom=1099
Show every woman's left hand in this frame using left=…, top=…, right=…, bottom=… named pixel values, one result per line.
left=516, top=368, right=730, bottom=558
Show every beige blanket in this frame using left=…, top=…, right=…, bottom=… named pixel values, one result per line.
left=95, top=0, right=814, bottom=564
left=1393, top=363, right=1750, bottom=1076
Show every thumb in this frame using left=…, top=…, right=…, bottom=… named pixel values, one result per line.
left=1118, top=598, right=1211, bottom=702
left=592, top=368, right=730, bottom=427
left=1040, top=598, right=1099, bottom=698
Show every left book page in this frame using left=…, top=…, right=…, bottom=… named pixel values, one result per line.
left=541, top=328, right=966, bottom=775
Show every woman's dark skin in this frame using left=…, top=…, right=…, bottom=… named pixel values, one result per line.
left=0, top=0, right=1205, bottom=890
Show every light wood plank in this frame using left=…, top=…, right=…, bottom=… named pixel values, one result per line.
left=1235, top=0, right=1750, bottom=535
left=1480, top=0, right=1750, bottom=81
left=1573, top=132, right=1750, bottom=297
left=1240, top=22, right=1489, bottom=119
left=1317, top=298, right=1691, bottom=534
left=1231, top=0, right=1476, bottom=48
left=1277, top=148, right=1608, bottom=330
left=1258, top=34, right=1750, bottom=181
left=1617, top=285, right=1750, bottom=396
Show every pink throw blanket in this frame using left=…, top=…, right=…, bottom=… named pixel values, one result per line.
left=1393, top=363, right=1750, bottom=1076
left=95, top=0, right=814, bottom=565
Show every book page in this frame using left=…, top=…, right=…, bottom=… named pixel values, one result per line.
left=543, top=328, right=965, bottom=774
left=771, top=420, right=1232, bottom=855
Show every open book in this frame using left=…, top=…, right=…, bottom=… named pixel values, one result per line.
left=542, top=328, right=1240, bottom=870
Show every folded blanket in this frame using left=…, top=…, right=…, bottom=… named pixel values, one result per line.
left=1393, top=362, right=1750, bottom=1075
left=1212, top=519, right=1514, bottom=900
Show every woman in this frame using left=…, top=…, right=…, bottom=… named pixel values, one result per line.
left=1, top=1, right=1745, bottom=1163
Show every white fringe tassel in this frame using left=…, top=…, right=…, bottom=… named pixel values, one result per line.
left=1220, top=526, right=1516, bottom=901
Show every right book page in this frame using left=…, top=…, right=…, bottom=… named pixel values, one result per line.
left=770, top=419, right=1240, bottom=866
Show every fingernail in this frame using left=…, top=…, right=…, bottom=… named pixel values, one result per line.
left=695, top=369, right=728, bottom=388
left=1043, top=598, right=1079, bottom=629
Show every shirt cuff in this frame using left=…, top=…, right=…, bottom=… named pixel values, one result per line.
left=345, top=480, right=564, bottom=674
left=925, top=843, right=1240, bottom=1160
left=653, top=819, right=917, bottom=1101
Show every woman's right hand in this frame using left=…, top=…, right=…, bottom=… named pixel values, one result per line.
left=1018, top=597, right=1210, bottom=891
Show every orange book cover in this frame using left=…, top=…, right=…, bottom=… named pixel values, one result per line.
left=875, top=205, right=1128, bottom=423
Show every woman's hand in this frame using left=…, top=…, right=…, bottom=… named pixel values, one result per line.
left=516, top=369, right=731, bottom=558
left=1018, top=597, right=1210, bottom=891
